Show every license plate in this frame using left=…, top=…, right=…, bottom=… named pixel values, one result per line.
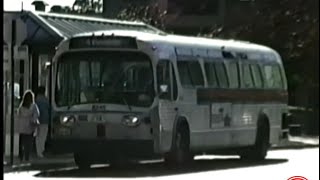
left=90, top=115, right=105, bottom=122
left=58, top=127, right=71, bottom=136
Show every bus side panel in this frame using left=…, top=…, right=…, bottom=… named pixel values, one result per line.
left=231, top=103, right=257, bottom=147
left=178, top=89, right=209, bottom=151
left=179, top=104, right=220, bottom=151
left=263, top=103, right=284, bottom=145
left=150, top=105, right=162, bottom=153
left=227, top=103, right=284, bottom=148
left=155, top=100, right=177, bottom=153
left=180, top=89, right=233, bottom=151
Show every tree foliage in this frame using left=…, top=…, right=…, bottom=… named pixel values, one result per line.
left=72, top=0, right=103, bottom=14
left=51, top=0, right=102, bottom=15
left=116, top=4, right=167, bottom=31
left=202, top=0, right=319, bottom=90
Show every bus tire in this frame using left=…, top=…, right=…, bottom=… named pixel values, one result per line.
left=164, top=122, right=193, bottom=167
left=241, top=118, right=270, bottom=161
left=74, top=152, right=91, bottom=169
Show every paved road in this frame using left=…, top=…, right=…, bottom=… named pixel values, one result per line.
left=4, top=148, right=319, bottom=180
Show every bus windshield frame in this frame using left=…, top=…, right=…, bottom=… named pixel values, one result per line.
left=54, top=50, right=155, bottom=108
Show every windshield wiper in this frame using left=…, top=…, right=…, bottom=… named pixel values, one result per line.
left=67, top=100, right=73, bottom=110
left=119, top=92, right=132, bottom=112
left=67, top=104, right=72, bottom=110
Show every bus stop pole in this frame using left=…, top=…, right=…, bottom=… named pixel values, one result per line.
left=10, top=20, right=16, bottom=165
left=48, top=51, right=52, bottom=150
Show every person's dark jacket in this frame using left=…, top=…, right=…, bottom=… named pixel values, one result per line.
left=35, top=95, right=50, bottom=124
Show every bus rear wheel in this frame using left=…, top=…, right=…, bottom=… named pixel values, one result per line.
left=164, top=126, right=193, bottom=167
left=241, top=120, right=269, bottom=161
left=74, top=152, right=91, bottom=169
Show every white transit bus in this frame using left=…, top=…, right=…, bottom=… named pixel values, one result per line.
left=47, top=30, right=289, bottom=168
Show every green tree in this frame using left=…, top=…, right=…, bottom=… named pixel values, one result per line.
left=72, top=0, right=102, bottom=14
left=199, top=0, right=319, bottom=106
left=116, top=3, right=167, bottom=31
left=50, top=5, right=72, bottom=13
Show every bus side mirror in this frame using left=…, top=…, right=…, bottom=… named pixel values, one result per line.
left=160, top=84, right=168, bottom=94
left=158, top=84, right=169, bottom=99
left=45, top=62, right=51, bottom=70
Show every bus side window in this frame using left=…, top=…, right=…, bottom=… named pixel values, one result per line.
left=177, top=60, right=204, bottom=88
left=273, top=65, right=284, bottom=89
left=188, top=61, right=204, bottom=87
left=242, top=63, right=255, bottom=88
left=55, top=64, right=62, bottom=105
left=214, top=62, right=229, bottom=88
left=263, top=65, right=284, bottom=89
left=171, top=65, right=178, bottom=100
left=177, top=61, right=192, bottom=87
left=226, top=62, right=239, bottom=88
left=204, top=62, right=218, bottom=87
left=250, top=64, right=263, bottom=88
left=157, top=60, right=178, bottom=100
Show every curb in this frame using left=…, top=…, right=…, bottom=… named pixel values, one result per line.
left=271, top=144, right=319, bottom=150
left=3, top=154, right=74, bottom=166
left=270, top=135, right=319, bottom=150
left=3, top=156, right=75, bottom=173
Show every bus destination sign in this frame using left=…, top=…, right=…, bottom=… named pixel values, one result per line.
left=69, top=36, right=138, bottom=49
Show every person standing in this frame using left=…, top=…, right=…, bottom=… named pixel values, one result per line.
left=35, top=86, right=50, bottom=158
left=17, top=90, right=40, bottom=162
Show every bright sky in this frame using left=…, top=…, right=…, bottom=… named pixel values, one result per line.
left=4, top=0, right=75, bottom=12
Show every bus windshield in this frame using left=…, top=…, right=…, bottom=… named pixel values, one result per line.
left=55, top=51, right=155, bottom=108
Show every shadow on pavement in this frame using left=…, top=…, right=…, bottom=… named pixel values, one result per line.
left=33, top=158, right=288, bottom=178
left=4, top=162, right=74, bottom=173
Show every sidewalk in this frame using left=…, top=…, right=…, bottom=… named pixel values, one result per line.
left=4, top=153, right=74, bottom=164
left=271, top=135, right=319, bottom=149
left=3, top=153, right=74, bottom=173
left=3, top=136, right=319, bottom=172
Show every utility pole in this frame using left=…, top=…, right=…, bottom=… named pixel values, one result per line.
left=10, top=20, right=16, bottom=165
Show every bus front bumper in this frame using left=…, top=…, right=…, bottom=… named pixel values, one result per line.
left=48, top=139, right=155, bottom=157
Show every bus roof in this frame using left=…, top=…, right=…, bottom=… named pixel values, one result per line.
left=69, top=30, right=282, bottom=63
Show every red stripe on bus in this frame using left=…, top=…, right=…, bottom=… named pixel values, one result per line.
left=197, top=88, right=288, bottom=103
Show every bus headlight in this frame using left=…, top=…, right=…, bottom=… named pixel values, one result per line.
left=122, top=115, right=140, bottom=127
left=60, top=115, right=76, bottom=125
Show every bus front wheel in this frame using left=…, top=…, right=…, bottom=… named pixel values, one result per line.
left=241, top=119, right=270, bottom=161
left=164, top=125, right=193, bottom=167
